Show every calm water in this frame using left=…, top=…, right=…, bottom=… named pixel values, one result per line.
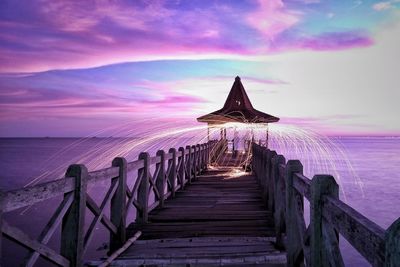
left=0, top=137, right=399, bottom=266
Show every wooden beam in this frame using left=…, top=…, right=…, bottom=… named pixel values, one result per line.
left=110, top=157, right=127, bottom=252
left=61, top=164, right=88, bottom=267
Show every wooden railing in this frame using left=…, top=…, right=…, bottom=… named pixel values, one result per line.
left=252, top=143, right=400, bottom=267
left=0, top=140, right=219, bottom=267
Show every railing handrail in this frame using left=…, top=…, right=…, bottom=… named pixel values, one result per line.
left=0, top=140, right=219, bottom=267
left=252, top=142, right=400, bottom=267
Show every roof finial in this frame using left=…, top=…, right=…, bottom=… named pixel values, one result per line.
left=235, top=76, right=241, bottom=81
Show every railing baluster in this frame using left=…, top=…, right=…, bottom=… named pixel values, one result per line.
left=168, top=148, right=177, bottom=198
left=137, top=153, right=149, bottom=224
left=272, top=155, right=286, bottom=249
left=267, top=150, right=277, bottom=211
left=192, top=145, right=197, bottom=179
left=61, top=164, right=88, bottom=267
left=186, top=145, right=192, bottom=184
left=178, top=147, right=185, bottom=189
left=156, top=150, right=166, bottom=207
left=385, top=218, right=400, bottom=267
left=310, top=174, right=341, bottom=267
left=196, top=144, right=201, bottom=174
left=110, top=157, right=127, bottom=252
left=285, top=160, right=304, bottom=267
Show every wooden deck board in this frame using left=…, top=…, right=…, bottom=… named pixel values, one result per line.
left=113, top=165, right=285, bottom=266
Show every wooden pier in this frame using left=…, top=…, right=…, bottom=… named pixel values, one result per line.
left=0, top=140, right=399, bottom=267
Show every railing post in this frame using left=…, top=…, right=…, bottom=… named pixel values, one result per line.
left=199, top=144, right=204, bottom=172
left=137, top=152, right=149, bottom=224
left=310, top=175, right=339, bottom=267
left=61, top=164, right=88, bottom=267
left=262, top=149, right=269, bottom=202
left=156, top=150, right=165, bottom=207
left=186, top=145, right=192, bottom=184
left=267, top=150, right=277, bottom=211
left=192, top=145, right=197, bottom=179
left=178, top=147, right=185, bottom=189
left=168, top=148, right=177, bottom=198
left=272, top=155, right=286, bottom=249
left=196, top=144, right=201, bottom=174
left=285, top=160, right=303, bottom=267
left=110, top=157, right=127, bottom=253
left=384, top=218, right=400, bottom=266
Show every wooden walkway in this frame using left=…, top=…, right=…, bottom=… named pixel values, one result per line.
left=110, top=166, right=286, bottom=266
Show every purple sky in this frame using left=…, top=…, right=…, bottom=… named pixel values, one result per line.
left=0, top=0, right=399, bottom=136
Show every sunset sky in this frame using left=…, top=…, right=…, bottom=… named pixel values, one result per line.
left=0, top=0, right=399, bottom=136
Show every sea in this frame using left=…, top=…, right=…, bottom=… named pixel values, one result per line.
left=0, top=137, right=399, bottom=266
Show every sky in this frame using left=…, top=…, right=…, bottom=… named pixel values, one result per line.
left=0, top=0, right=399, bottom=136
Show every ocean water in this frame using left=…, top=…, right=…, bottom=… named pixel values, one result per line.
left=0, top=137, right=399, bottom=266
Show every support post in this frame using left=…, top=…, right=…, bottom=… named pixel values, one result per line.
left=384, top=218, right=400, bottom=266
left=272, top=155, right=286, bottom=249
left=192, top=145, right=197, bottom=179
left=196, top=144, right=201, bottom=174
left=61, top=164, right=88, bottom=267
left=110, top=157, right=127, bottom=252
left=186, top=145, right=192, bottom=184
left=168, top=148, right=177, bottom=197
left=285, top=160, right=303, bottom=267
left=310, top=175, right=340, bottom=267
left=267, top=150, right=277, bottom=211
left=156, top=150, right=165, bottom=207
left=178, top=147, right=185, bottom=189
left=137, top=152, right=149, bottom=224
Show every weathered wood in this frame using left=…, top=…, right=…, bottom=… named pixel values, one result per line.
left=285, top=160, right=304, bottom=267
left=3, top=221, right=70, bottom=266
left=178, top=147, right=185, bottom=189
left=126, top=159, right=144, bottom=172
left=88, top=166, right=120, bottom=184
left=110, top=157, right=127, bottom=252
left=85, top=181, right=119, bottom=252
left=156, top=150, right=166, bottom=208
left=86, top=195, right=117, bottom=234
left=293, top=173, right=311, bottom=201
left=137, top=152, right=150, bottom=224
left=323, top=195, right=385, bottom=266
left=385, top=218, right=400, bottom=267
left=99, top=231, right=142, bottom=267
left=192, top=145, right=198, bottom=179
left=271, top=155, right=286, bottom=250
left=267, top=150, right=277, bottom=211
left=2, top=177, right=75, bottom=212
left=310, top=175, right=340, bottom=267
left=186, top=145, right=192, bottom=184
left=25, top=192, right=74, bottom=267
left=168, top=148, right=177, bottom=198
left=61, top=164, right=88, bottom=267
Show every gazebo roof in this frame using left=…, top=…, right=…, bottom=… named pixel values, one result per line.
left=197, top=76, right=279, bottom=125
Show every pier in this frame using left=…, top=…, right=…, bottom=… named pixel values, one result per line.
left=0, top=77, right=399, bottom=266
left=1, top=140, right=399, bottom=266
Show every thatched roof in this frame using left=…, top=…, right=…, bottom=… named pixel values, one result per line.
left=197, top=76, right=279, bottom=125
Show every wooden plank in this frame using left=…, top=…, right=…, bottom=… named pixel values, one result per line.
left=2, top=177, right=75, bottom=212
left=2, top=221, right=69, bottom=266
left=25, top=192, right=74, bottom=267
left=323, top=195, right=385, bottom=266
left=88, top=166, right=119, bottom=184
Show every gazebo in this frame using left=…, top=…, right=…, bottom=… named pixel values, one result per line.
left=197, top=76, right=279, bottom=148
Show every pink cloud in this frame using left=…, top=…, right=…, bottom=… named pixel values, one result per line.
left=247, top=0, right=301, bottom=40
